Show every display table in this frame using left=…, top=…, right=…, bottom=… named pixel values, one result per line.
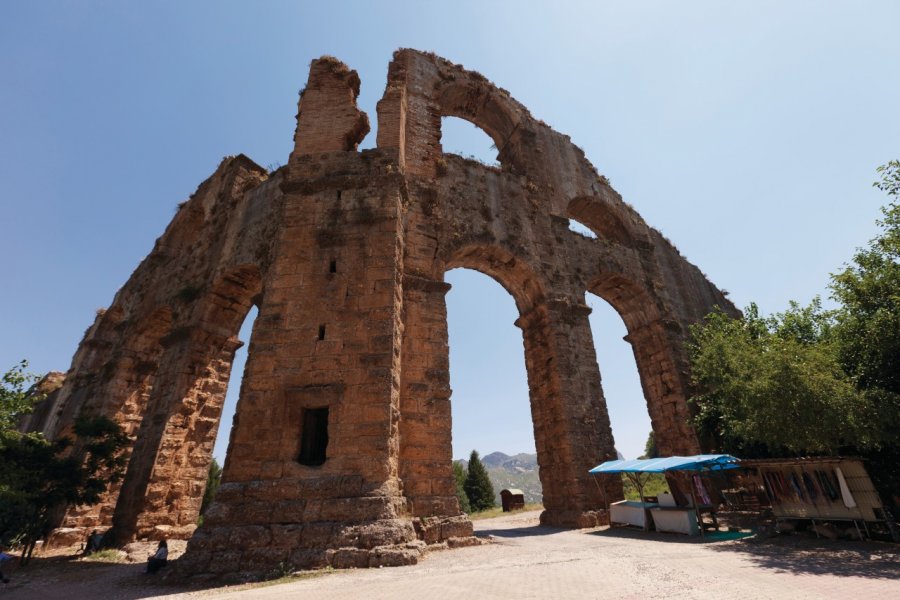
left=610, top=500, right=658, bottom=528
left=650, top=507, right=700, bottom=535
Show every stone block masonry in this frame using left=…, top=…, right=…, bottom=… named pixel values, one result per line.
left=31, top=50, right=737, bottom=580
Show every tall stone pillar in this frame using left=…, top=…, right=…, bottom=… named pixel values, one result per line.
left=397, top=274, right=473, bottom=543
left=516, top=299, right=621, bottom=527
left=178, top=152, right=434, bottom=576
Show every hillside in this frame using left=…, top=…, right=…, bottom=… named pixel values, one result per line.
left=456, top=449, right=626, bottom=505
left=456, top=452, right=542, bottom=504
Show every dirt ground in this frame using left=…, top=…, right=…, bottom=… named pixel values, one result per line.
left=3, top=511, right=897, bottom=599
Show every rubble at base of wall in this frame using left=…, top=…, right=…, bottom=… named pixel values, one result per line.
left=166, top=513, right=482, bottom=583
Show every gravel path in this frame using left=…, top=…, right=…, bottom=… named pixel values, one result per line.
left=5, top=511, right=898, bottom=599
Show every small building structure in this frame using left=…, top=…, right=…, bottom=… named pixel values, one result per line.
left=501, top=489, right=526, bottom=512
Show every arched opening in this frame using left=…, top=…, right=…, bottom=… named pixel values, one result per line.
left=440, top=116, right=500, bottom=167
left=585, top=292, right=651, bottom=461
left=568, top=196, right=634, bottom=246
left=212, top=305, right=259, bottom=465
left=106, top=266, right=263, bottom=543
left=446, top=268, right=538, bottom=509
left=568, top=217, right=598, bottom=239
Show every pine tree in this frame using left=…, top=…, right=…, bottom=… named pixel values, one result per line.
left=452, top=461, right=471, bottom=513
left=464, top=450, right=495, bottom=511
left=200, top=457, right=223, bottom=517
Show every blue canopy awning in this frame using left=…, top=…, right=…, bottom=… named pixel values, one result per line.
left=589, top=454, right=740, bottom=474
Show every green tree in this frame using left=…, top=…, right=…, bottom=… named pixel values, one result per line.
left=0, top=362, right=128, bottom=563
left=687, top=163, right=900, bottom=508
left=0, top=360, right=39, bottom=431
left=829, top=160, right=900, bottom=504
left=452, top=461, right=471, bottom=513
left=688, top=300, right=874, bottom=456
left=831, top=163, right=900, bottom=413
left=200, top=457, right=223, bottom=518
left=640, top=431, right=658, bottom=459
left=463, top=450, right=495, bottom=512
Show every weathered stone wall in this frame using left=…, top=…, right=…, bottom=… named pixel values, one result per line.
left=40, top=50, right=736, bottom=577
left=41, top=154, right=278, bottom=541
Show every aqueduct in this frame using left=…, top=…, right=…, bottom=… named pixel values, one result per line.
left=29, top=50, right=735, bottom=578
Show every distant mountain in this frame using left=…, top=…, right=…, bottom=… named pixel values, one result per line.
left=457, top=451, right=542, bottom=504
left=457, top=449, right=624, bottom=505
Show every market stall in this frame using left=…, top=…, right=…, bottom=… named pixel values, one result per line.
left=742, top=457, right=895, bottom=540
left=589, top=454, right=740, bottom=536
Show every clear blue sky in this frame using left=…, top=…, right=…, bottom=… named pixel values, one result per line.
left=2, top=1, right=898, bottom=463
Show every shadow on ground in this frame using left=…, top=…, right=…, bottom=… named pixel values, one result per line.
left=709, top=535, right=900, bottom=580
left=588, top=526, right=713, bottom=544
left=475, top=524, right=566, bottom=539
left=0, top=553, right=302, bottom=600
left=590, top=526, right=900, bottom=580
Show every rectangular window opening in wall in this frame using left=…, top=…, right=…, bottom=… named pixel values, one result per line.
left=318, top=325, right=326, bottom=340
left=298, top=407, right=329, bottom=466
left=329, top=259, right=337, bottom=273
left=336, top=189, right=342, bottom=200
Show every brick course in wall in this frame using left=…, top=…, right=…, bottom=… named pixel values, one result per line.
left=32, top=50, right=737, bottom=580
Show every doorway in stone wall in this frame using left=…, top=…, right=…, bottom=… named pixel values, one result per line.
left=445, top=268, right=538, bottom=513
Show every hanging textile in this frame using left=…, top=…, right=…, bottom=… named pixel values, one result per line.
left=834, top=467, right=857, bottom=509
left=693, top=474, right=712, bottom=506
left=761, top=472, right=777, bottom=502
left=774, top=471, right=788, bottom=497
left=801, top=471, right=819, bottom=503
left=788, top=471, right=805, bottom=500
left=817, top=470, right=839, bottom=501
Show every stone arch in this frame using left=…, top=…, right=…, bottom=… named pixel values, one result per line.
left=397, top=239, right=616, bottom=528
left=585, top=271, right=699, bottom=456
left=198, top=264, right=263, bottom=336
left=567, top=196, right=640, bottom=248
left=444, top=243, right=545, bottom=313
left=587, top=272, right=662, bottom=333
left=396, top=242, right=547, bottom=525
left=377, top=51, right=537, bottom=178
left=435, top=81, right=524, bottom=172
left=49, top=305, right=174, bottom=535
left=107, top=265, right=263, bottom=542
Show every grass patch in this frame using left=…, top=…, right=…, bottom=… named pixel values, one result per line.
left=468, top=503, right=543, bottom=520
left=621, top=473, right=669, bottom=501
left=82, top=549, right=125, bottom=563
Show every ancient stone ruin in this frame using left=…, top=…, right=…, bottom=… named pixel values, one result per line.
left=30, top=50, right=734, bottom=578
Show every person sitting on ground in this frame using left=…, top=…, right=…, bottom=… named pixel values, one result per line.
left=83, top=530, right=104, bottom=556
left=145, top=539, right=168, bottom=574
